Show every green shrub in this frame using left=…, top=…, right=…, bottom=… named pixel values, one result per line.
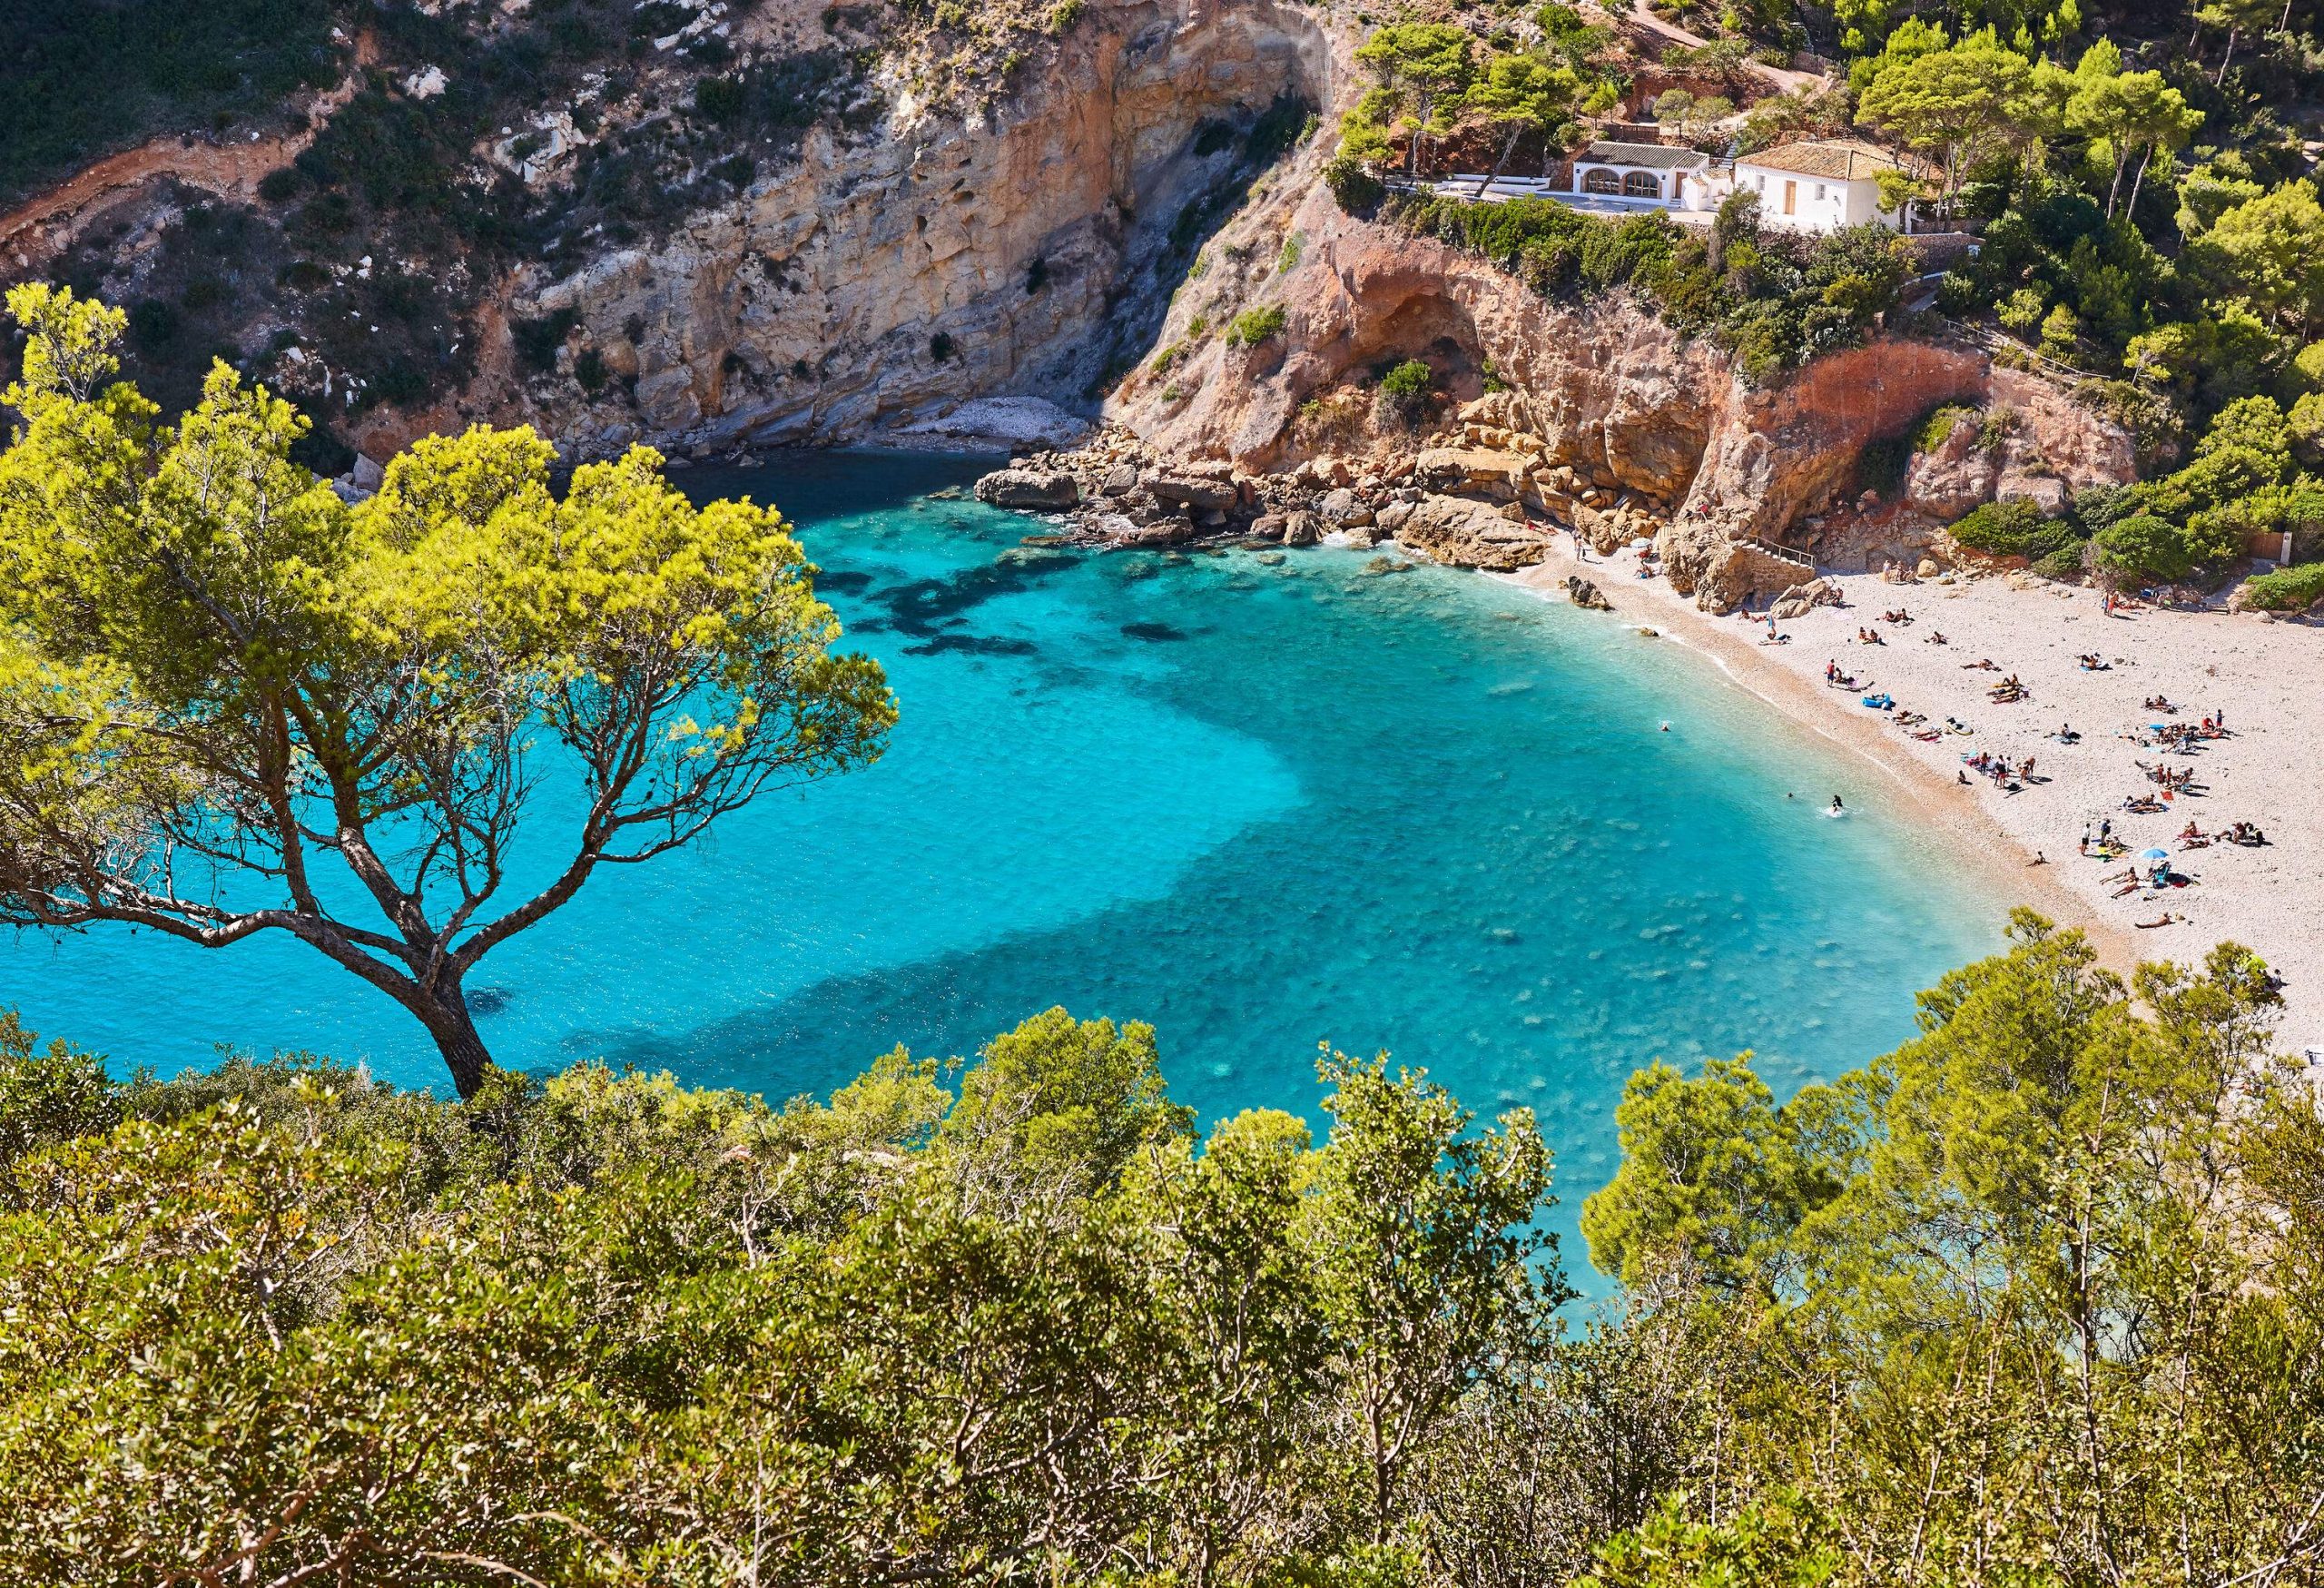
left=2236, top=559, right=2324, bottom=610
left=2031, top=543, right=2089, bottom=582
left=1225, top=305, right=1286, bottom=349
left=1324, top=154, right=1384, bottom=215
left=2093, top=512, right=2193, bottom=583
left=575, top=347, right=608, bottom=395
left=1948, top=498, right=2051, bottom=557
left=1375, top=359, right=1434, bottom=429
left=1913, top=403, right=1977, bottom=453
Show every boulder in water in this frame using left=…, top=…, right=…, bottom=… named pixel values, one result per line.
left=1564, top=576, right=1611, bottom=610
left=975, top=469, right=1080, bottom=509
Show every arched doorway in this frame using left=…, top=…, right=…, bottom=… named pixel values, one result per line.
left=1582, top=168, right=1622, bottom=194
left=1622, top=171, right=1661, bottom=200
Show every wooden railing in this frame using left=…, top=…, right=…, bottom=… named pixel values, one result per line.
left=1741, top=536, right=1815, bottom=568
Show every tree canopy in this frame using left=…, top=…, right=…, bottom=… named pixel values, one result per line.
left=1, top=921, right=2319, bottom=1582
left=0, top=286, right=894, bottom=1098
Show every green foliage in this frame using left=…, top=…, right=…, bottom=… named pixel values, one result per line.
left=1325, top=153, right=1387, bottom=213
left=2093, top=508, right=2193, bottom=580
left=1581, top=1490, right=1839, bottom=1588
left=1913, top=402, right=1980, bottom=451
left=1376, top=358, right=1437, bottom=427
left=1226, top=304, right=1287, bottom=348
left=2190, top=178, right=2324, bottom=337
left=2237, top=557, right=2324, bottom=607
left=0, top=287, right=894, bottom=1099
left=1581, top=1056, right=1856, bottom=1296
left=1351, top=24, right=1477, bottom=176
left=1947, top=497, right=2081, bottom=560
left=0, top=0, right=340, bottom=206
left=0, top=1009, right=1566, bottom=1583
left=0, top=1013, right=118, bottom=1173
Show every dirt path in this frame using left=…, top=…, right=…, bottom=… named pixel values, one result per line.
left=1613, top=1, right=1827, bottom=96
left=2, top=33, right=378, bottom=271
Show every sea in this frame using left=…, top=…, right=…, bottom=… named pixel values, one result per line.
left=0, top=450, right=1998, bottom=1277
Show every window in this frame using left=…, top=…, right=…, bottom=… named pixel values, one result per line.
left=1813, top=182, right=1826, bottom=201
left=1582, top=168, right=1622, bottom=194
left=1621, top=170, right=1661, bottom=199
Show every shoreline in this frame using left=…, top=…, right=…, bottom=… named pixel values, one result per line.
left=1492, top=540, right=2319, bottom=1046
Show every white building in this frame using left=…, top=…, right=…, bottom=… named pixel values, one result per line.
left=1569, top=141, right=1719, bottom=211
left=1728, top=139, right=1910, bottom=232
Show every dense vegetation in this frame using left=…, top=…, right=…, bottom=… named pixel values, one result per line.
left=0, top=0, right=341, bottom=207
left=0, top=912, right=2317, bottom=1583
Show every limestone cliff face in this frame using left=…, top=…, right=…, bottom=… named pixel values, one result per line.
left=1100, top=185, right=2133, bottom=573
left=1103, top=189, right=2094, bottom=547
left=482, top=0, right=1338, bottom=458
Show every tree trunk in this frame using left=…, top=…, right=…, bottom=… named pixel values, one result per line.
left=2126, top=143, right=2155, bottom=219
left=2216, top=27, right=2237, bottom=84
left=412, top=981, right=494, bottom=1100
left=1474, top=124, right=1524, bottom=198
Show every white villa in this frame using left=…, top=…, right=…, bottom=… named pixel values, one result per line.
left=1442, top=137, right=1919, bottom=233
left=1569, top=141, right=1719, bottom=212
left=1728, top=139, right=1911, bottom=232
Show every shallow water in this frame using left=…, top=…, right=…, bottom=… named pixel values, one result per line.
left=0, top=450, right=1996, bottom=1276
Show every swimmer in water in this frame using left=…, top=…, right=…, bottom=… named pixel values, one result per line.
left=1829, top=795, right=1845, bottom=814
left=1659, top=721, right=1670, bottom=732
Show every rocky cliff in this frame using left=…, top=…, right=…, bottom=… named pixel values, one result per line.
left=6, top=0, right=2132, bottom=590
left=1097, top=176, right=2136, bottom=605
left=489, top=0, right=1339, bottom=459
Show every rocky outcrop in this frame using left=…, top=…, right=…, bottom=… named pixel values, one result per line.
left=1769, top=577, right=1842, bottom=620
left=1099, top=190, right=2131, bottom=596
left=1565, top=576, right=1611, bottom=610
left=1395, top=494, right=1558, bottom=571
left=975, top=469, right=1081, bottom=508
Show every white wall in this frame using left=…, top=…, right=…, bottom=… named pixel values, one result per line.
left=1729, top=165, right=1899, bottom=232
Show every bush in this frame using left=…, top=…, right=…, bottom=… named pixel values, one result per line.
left=2236, top=559, right=2324, bottom=609
left=1225, top=305, right=1286, bottom=349
left=2093, top=512, right=2193, bottom=583
left=1375, top=359, right=1435, bottom=429
left=1324, top=154, right=1384, bottom=215
left=574, top=347, right=608, bottom=395
left=1948, top=498, right=2051, bottom=557
left=1913, top=403, right=1978, bottom=453
left=2031, top=543, right=2089, bottom=582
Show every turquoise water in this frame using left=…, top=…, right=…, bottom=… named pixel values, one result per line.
left=0, top=451, right=1995, bottom=1266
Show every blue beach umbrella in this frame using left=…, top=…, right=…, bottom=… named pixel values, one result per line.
left=2139, top=847, right=2171, bottom=862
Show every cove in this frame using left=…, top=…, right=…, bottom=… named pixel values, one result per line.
left=0, top=450, right=1994, bottom=1269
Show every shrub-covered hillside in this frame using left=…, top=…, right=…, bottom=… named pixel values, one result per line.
left=1, top=916, right=2319, bottom=1583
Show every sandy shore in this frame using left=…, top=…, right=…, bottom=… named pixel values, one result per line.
left=1501, top=543, right=2324, bottom=1053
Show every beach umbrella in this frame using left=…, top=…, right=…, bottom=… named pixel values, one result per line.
left=2139, top=847, right=2171, bottom=863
